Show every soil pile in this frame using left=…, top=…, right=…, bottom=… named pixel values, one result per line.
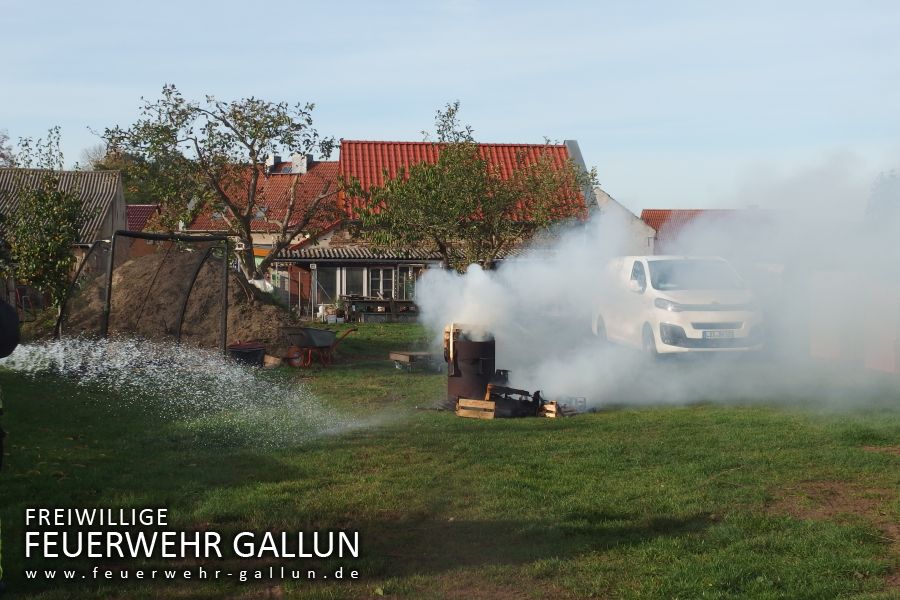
left=62, top=250, right=297, bottom=355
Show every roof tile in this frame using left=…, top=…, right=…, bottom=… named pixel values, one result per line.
left=339, top=140, right=579, bottom=214
left=126, top=204, right=159, bottom=231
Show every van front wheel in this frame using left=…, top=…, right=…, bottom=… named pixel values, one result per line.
left=642, top=324, right=658, bottom=358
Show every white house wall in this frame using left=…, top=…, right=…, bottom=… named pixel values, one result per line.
left=594, top=187, right=656, bottom=255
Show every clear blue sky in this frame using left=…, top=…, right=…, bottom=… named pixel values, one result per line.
left=4, top=0, right=900, bottom=213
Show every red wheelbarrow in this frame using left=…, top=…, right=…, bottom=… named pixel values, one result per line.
left=281, top=326, right=357, bottom=367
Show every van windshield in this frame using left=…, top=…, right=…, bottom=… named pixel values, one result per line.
left=648, top=259, right=744, bottom=291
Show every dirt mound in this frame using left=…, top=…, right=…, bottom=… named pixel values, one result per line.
left=62, top=250, right=298, bottom=356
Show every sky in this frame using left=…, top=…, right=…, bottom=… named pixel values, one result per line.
left=3, top=0, right=900, bottom=214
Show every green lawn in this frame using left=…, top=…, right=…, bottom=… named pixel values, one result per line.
left=1, top=323, right=899, bottom=599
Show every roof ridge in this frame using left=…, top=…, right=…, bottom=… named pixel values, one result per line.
left=340, top=140, right=568, bottom=148
left=641, top=208, right=739, bottom=212
left=0, top=167, right=122, bottom=175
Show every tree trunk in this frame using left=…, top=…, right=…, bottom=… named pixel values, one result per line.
left=239, top=243, right=258, bottom=280
left=256, top=239, right=290, bottom=280
left=234, top=219, right=258, bottom=280
left=435, top=239, right=452, bottom=270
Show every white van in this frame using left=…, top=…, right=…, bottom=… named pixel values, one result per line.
left=592, top=256, right=764, bottom=354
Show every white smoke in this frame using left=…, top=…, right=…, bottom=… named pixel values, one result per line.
left=416, top=169, right=900, bottom=410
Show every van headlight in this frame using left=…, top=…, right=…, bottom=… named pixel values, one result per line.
left=654, top=298, right=683, bottom=312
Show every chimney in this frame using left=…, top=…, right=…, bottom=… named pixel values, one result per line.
left=291, top=153, right=312, bottom=174
left=265, top=154, right=281, bottom=174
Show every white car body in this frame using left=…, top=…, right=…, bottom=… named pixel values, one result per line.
left=592, top=256, right=764, bottom=354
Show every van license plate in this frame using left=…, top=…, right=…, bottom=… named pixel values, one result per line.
left=703, top=330, right=735, bottom=339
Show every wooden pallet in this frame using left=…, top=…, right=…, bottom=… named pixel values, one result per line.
left=456, top=398, right=496, bottom=419
left=456, top=387, right=584, bottom=420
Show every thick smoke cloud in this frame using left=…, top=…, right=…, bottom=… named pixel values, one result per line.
left=416, top=171, right=900, bottom=410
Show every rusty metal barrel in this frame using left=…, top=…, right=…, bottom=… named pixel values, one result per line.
left=444, top=324, right=496, bottom=406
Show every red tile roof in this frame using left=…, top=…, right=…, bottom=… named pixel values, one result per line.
left=126, top=204, right=159, bottom=232
left=640, top=209, right=745, bottom=234
left=339, top=140, right=581, bottom=214
left=188, top=142, right=583, bottom=235
left=188, top=161, right=340, bottom=232
left=641, top=208, right=771, bottom=252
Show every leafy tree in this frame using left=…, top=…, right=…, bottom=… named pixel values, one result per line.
left=0, top=131, right=14, bottom=272
left=86, top=145, right=163, bottom=206
left=0, top=213, right=10, bottom=276
left=103, top=84, right=338, bottom=279
left=354, top=140, right=489, bottom=269
left=2, top=127, right=88, bottom=309
left=351, top=102, right=595, bottom=271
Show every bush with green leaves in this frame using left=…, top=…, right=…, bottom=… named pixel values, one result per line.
left=2, top=127, right=88, bottom=309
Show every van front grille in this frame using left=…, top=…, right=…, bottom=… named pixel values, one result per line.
left=692, top=322, right=742, bottom=330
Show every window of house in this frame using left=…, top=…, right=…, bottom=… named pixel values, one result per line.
left=315, top=267, right=338, bottom=304
left=397, top=266, right=423, bottom=300
left=345, top=267, right=364, bottom=297
left=369, top=267, right=395, bottom=298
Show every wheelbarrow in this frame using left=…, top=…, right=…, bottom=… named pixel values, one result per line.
left=280, top=326, right=357, bottom=367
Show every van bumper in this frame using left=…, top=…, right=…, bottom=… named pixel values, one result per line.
left=656, top=320, right=764, bottom=353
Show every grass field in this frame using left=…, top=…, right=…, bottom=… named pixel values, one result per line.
left=1, top=323, right=899, bottom=599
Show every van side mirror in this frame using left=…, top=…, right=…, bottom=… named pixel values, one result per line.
left=628, top=279, right=644, bottom=293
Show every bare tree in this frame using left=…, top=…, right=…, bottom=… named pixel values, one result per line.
left=78, top=143, right=108, bottom=170
left=0, top=130, right=15, bottom=167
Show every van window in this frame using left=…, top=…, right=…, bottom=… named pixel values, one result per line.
left=630, top=261, right=647, bottom=292
left=648, top=259, right=744, bottom=290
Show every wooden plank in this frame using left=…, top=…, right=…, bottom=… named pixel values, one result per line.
left=458, top=398, right=496, bottom=410
left=389, top=351, right=438, bottom=362
left=456, top=408, right=495, bottom=419
left=389, top=352, right=414, bottom=363
left=540, top=402, right=570, bottom=418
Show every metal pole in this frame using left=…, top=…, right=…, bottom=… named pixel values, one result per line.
left=285, top=264, right=291, bottom=309
left=100, top=233, right=118, bottom=337
left=311, top=268, right=317, bottom=320
left=175, top=246, right=215, bottom=343
left=221, top=239, right=229, bottom=356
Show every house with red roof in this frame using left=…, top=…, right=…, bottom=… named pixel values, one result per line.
left=123, top=203, right=162, bottom=258
left=183, top=154, right=341, bottom=308
left=180, top=140, right=591, bottom=314
left=275, top=139, right=592, bottom=311
left=640, top=208, right=772, bottom=255
left=185, top=154, right=340, bottom=243
left=126, top=204, right=160, bottom=232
